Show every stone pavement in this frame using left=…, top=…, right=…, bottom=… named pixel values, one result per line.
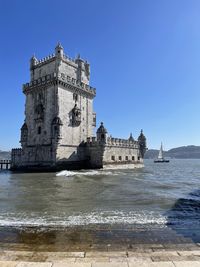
left=1, top=244, right=200, bottom=266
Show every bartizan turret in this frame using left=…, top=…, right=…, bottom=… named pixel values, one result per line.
left=96, top=122, right=108, bottom=143
left=138, top=130, right=147, bottom=158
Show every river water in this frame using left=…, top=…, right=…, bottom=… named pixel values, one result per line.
left=0, top=159, right=200, bottom=248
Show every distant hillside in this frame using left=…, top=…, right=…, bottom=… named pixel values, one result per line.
left=145, top=145, right=200, bottom=159
left=0, top=150, right=11, bottom=160
left=1, top=146, right=200, bottom=160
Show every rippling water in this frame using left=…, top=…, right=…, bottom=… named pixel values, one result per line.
left=0, top=159, right=200, bottom=230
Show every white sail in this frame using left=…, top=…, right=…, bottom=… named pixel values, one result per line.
left=158, top=143, right=163, bottom=159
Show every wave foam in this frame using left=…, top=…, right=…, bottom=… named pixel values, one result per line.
left=56, top=170, right=113, bottom=177
left=0, top=211, right=168, bottom=228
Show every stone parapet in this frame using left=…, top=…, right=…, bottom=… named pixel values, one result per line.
left=11, top=148, right=22, bottom=168
left=11, top=148, right=22, bottom=154
left=86, top=137, right=139, bottom=148
left=107, top=137, right=139, bottom=148
left=23, top=73, right=96, bottom=97
left=30, top=52, right=79, bottom=69
left=31, top=54, right=56, bottom=68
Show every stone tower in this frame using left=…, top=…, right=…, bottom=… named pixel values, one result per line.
left=12, top=44, right=96, bottom=170
left=11, top=44, right=147, bottom=171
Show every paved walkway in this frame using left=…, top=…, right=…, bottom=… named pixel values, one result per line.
left=1, top=244, right=200, bottom=266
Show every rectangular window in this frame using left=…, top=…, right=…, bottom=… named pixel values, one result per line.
left=38, top=126, right=41, bottom=134
left=132, top=156, right=135, bottom=161
left=111, top=156, right=115, bottom=161
left=119, top=156, right=122, bottom=161
left=138, top=156, right=140, bottom=160
left=73, top=93, right=78, bottom=102
left=125, top=156, right=128, bottom=160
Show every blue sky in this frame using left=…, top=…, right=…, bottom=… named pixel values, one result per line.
left=0, top=0, right=200, bottom=151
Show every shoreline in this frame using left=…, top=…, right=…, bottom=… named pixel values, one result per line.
left=0, top=223, right=200, bottom=252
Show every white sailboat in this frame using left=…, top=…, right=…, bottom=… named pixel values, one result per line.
left=154, top=143, right=169, bottom=163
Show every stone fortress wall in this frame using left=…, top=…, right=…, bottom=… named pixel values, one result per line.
left=85, top=124, right=145, bottom=169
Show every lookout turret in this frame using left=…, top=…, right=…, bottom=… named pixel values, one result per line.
left=30, top=55, right=38, bottom=69
left=129, top=133, right=134, bottom=142
left=97, top=122, right=108, bottom=143
left=55, top=42, right=64, bottom=58
left=138, top=129, right=147, bottom=158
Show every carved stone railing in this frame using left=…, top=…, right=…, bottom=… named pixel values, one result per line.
left=86, top=137, right=139, bottom=148
left=23, top=73, right=96, bottom=96
left=31, top=52, right=78, bottom=68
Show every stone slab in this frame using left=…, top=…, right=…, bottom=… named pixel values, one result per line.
left=128, top=256, right=152, bottom=263
left=151, top=251, right=179, bottom=257
left=76, top=257, right=110, bottom=263
left=173, top=261, right=200, bottom=267
left=16, top=262, right=52, bottom=267
left=0, top=261, right=18, bottom=267
left=92, top=263, right=128, bottom=267
left=129, top=262, right=175, bottom=267
left=51, top=259, right=76, bottom=265
left=178, top=250, right=200, bottom=256
left=44, top=252, right=84, bottom=258
left=52, top=263, right=91, bottom=267
left=85, top=252, right=126, bottom=257
left=109, top=257, right=128, bottom=262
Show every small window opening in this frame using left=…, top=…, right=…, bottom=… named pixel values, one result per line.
left=73, top=93, right=78, bottom=102
left=132, top=156, right=135, bottom=161
left=119, top=156, right=122, bottom=161
left=38, top=126, right=41, bottom=134
left=138, top=156, right=140, bottom=160
left=125, top=156, right=128, bottom=160
left=111, top=156, right=115, bottom=161
left=101, top=134, right=105, bottom=139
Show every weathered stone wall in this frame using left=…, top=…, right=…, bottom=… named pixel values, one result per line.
left=87, top=142, right=142, bottom=169
left=103, top=145, right=141, bottom=164
left=31, top=60, right=56, bottom=81
left=24, top=85, right=56, bottom=146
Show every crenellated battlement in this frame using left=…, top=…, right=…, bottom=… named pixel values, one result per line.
left=31, top=54, right=56, bottom=67
left=23, top=73, right=96, bottom=96
left=107, top=137, right=139, bottom=148
left=12, top=148, right=22, bottom=153
left=86, top=136, right=139, bottom=148
left=31, top=52, right=89, bottom=69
